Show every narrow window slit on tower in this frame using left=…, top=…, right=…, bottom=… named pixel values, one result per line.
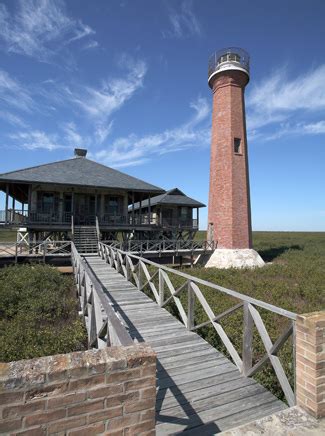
left=234, top=138, right=241, bottom=154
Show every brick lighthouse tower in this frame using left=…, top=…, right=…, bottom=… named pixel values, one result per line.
left=206, top=47, right=264, bottom=268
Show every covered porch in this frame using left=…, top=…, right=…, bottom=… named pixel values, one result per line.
left=0, top=183, right=160, bottom=228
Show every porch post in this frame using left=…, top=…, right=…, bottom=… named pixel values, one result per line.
left=28, top=185, right=32, bottom=222
left=59, top=192, right=63, bottom=223
left=71, top=191, right=75, bottom=216
left=148, top=194, right=151, bottom=224
left=97, top=193, right=101, bottom=218
left=197, top=207, right=199, bottom=229
left=12, top=197, right=15, bottom=223
left=5, top=183, right=9, bottom=224
left=132, top=192, right=135, bottom=225
left=139, top=194, right=142, bottom=225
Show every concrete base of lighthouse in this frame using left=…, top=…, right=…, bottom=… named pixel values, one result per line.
left=204, top=248, right=265, bottom=269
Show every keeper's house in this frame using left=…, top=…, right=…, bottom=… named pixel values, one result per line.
left=0, top=149, right=204, bottom=241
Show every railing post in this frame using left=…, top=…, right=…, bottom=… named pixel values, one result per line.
left=187, top=281, right=195, bottom=331
left=242, top=301, right=253, bottom=376
left=158, top=269, right=164, bottom=307
left=43, top=241, right=47, bottom=264
left=126, top=255, right=131, bottom=281
left=71, top=214, right=74, bottom=240
left=138, top=260, right=142, bottom=291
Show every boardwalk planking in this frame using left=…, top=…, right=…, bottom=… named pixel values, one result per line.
left=85, top=255, right=286, bottom=434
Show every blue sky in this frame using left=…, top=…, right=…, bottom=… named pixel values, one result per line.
left=0, top=0, right=324, bottom=231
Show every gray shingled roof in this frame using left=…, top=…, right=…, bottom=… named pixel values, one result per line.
left=130, top=188, right=205, bottom=210
left=0, top=157, right=164, bottom=193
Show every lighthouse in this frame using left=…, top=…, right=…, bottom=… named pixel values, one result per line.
left=206, top=48, right=264, bottom=268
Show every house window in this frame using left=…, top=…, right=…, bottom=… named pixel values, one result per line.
left=64, top=194, right=72, bottom=213
left=234, top=138, right=241, bottom=154
left=104, top=196, right=122, bottom=215
left=179, top=207, right=190, bottom=221
left=37, top=192, right=59, bottom=213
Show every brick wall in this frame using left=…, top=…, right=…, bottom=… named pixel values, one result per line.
left=208, top=70, right=252, bottom=249
left=296, top=311, right=325, bottom=419
left=0, top=344, right=156, bottom=435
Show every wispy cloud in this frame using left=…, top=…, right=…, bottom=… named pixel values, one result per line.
left=70, top=57, right=147, bottom=120
left=82, top=40, right=99, bottom=50
left=0, top=0, right=95, bottom=61
left=61, top=122, right=86, bottom=147
left=247, top=64, right=325, bottom=140
left=0, top=53, right=147, bottom=152
left=163, top=0, right=201, bottom=39
left=66, top=56, right=147, bottom=143
left=94, top=96, right=210, bottom=167
left=94, top=121, right=114, bottom=144
left=0, top=110, right=28, bottom=128
left=261, top=120, right=325, bottom=141
left=0, top=69, right=34, bottom=112
left=9, top=130, right=67, bottom=151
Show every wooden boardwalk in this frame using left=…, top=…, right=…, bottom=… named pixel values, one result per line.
left=85, top=255, right=286, bottom=435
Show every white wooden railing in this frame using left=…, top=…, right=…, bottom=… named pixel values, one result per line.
left=71, top=243, right=133, bottom=348
left=0, top=240, right=71, bottom=262
left=98, top=242, right=297, bottom=406
left=101, top=239, right=216, bottom=253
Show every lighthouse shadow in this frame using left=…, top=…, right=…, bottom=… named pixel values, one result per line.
left=258, top=244, right=303, bottom=262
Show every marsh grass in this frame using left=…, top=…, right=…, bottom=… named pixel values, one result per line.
left=0, top=264, right=87, bottom=362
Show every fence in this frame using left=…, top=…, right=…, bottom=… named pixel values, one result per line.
left=0, top=240, right=71, bottom=262
left=98, top=242, right=297, bottom=407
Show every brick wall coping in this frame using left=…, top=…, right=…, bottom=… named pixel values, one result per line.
left=297, top=311, right=325, bottom=325
left=0, top=344, right=156, bottom=392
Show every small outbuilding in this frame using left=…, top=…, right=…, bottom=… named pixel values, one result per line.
left=129, top=188, right=205, bottom=239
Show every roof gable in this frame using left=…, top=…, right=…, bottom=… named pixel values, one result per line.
left=0, top=157, right=163, bottom=193
left=130, top=188, right=205, bottom=210
left=166, top=188, right=185, bottom=196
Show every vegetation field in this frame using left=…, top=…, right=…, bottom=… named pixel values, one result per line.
left=148, top=231, right=325, bottom=401
left=0, top=264, right=87, bottom=362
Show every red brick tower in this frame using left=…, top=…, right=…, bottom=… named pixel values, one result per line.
left=207, top=48, right=252, bottom=249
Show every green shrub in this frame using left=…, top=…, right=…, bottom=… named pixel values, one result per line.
left=0, top=264, right=87, bottom=362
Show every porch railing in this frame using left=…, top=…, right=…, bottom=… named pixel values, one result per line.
left=0, top=210, right=199, bottom=229
left=98, top=242, right=297, bottom=407
left=71, top=242, right=133, bottom=348
left=0, top=209, right=29, bottom=225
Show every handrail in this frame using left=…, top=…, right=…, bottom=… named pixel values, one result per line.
left=71, top=242, right=133, bottom=348
left=100, top=244, right=295, bottom=319
left=95, top=215, right=101, bottom=241
left=99, top=242, right=297, bottom=406
left=101, top=239, right=216, bottom=253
